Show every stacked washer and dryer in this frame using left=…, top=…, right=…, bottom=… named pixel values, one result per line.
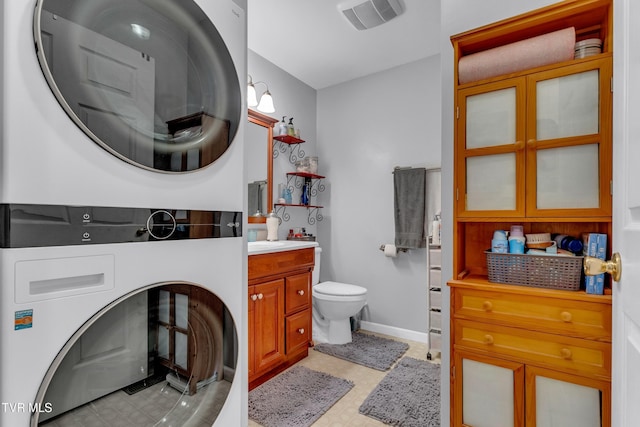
left=0, top=0, right=247, bottom=426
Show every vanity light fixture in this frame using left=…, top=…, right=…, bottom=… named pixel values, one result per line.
left=247, top=75, right=275, bottom=113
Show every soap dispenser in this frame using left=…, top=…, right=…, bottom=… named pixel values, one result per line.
left=266, top=211, right=279, bottom=241
left=275, top=116, right=287, bottom=136
left=287, top=117, right=295, bottom=137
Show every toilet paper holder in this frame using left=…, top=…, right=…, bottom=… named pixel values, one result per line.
left=379, top=244, right=408, bottom=253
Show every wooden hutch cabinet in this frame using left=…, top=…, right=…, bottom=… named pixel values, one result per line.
left=449, top=1, right=613, bottom=426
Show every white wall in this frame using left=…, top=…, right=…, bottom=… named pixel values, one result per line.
left=247, top=50, right=318, bottom=239
left=440, top=0, right=558, bottom=422
left=316, top=56, right=441, bottom=335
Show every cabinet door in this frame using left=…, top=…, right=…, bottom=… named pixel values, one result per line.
left=454, top=350, right=524, bottom=427
left=526, top=57, right=612, bottom=217
left=525, top=365, right=610, bottom=427
left=252, top=279, right=285, bottom=374
left=456, top=78, right=526, bottom=218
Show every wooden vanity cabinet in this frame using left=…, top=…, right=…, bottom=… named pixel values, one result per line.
left=248, top=247, right=314, bottom=389
left=450, top=1, right=614, bottom=425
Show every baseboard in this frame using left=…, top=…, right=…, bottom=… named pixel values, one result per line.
left=359, top=321, right=428, bottom=343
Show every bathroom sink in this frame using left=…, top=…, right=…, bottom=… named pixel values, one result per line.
left=248, top=240, right=318, bottom=255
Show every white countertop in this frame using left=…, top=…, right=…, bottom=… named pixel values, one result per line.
left=248, top=240, right=319, bottom=255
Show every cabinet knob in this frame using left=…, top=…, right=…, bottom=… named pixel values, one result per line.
left=251, top=294, right=258, bottom=301
left=297, top=290, right=305, bottom=296
left=257, top=293, right=264, bottom=300
left=483, top=334, right=494, bottom=345
left=482, top=301, right=493, bottom=312
left=560, top=311, right=573, bottom=322
left=297, top=328, right=305, bottom=334
left=560, top=348, right=572, bottom=360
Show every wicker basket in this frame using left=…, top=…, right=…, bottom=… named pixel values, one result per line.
left=485, top=251, right=583, bottom=291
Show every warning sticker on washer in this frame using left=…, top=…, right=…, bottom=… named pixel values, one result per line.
left=15, top=309, right=33, bottom=330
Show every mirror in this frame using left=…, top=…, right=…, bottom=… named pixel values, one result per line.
left=247, top=110, right=278, bottom=223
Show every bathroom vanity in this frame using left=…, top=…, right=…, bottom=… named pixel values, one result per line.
left=247, top=241, right=316, bottom=389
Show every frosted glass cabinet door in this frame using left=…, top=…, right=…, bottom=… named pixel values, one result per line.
left=528, top=60, right=612, bottom=215
left=537, top=144, right=600, bottom=209
left=527, top=365, right=609, bottom=427
left=466, top=87, right=517, bottom=149
left=467, top=153, right=516, bottom=211
left=535, top=376, right=600, bottom=427
left=459, top=79, right=524, bottom=216
left=536, top=70, right=599, bottom=141
left=460, top=356, right=523, bottom=427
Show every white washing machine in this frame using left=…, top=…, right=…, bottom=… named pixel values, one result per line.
left=0, top=0, right=248, bottom=426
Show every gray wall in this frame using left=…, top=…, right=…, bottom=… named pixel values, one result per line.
left=439, top=0, right=558, bottom=420
left=317, top=56, right=442, bottom=336
left=246, top=50, right=318, bottom=239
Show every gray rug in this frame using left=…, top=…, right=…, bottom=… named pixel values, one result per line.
left=248, top=365, right=354, bottom=427
left=314, top=332, right=409, bottom=371
left=359, top=357, right=440, bottom=426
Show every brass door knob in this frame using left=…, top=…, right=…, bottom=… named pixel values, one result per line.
left=584, top=252, right=622, bottom=282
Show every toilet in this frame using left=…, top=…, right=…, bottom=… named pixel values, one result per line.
left=312, top=247, right=367, bottom=345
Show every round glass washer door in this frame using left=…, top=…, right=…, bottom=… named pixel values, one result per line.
left=34, top=0, right=241, bottom=173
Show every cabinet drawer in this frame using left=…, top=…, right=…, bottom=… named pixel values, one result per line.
left=430, top=289, right=442, bottom=309
left=429, top=331, right=442, bottom=351
left=453, top=287, right=611, bottom=341
left=285, top=272, right=311, bottom=314
left=429, top=268, right=442, bottom=288
left=429, top=248, right=442, bottom=268
left=430, top=310, right=442, bottom=330
left=249, top=248, right=314, bottom=281
left=286, top=309, right=310, bottom=354
left=454, top=319, right=611, bottom=379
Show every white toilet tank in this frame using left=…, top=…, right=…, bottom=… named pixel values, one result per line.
left=312, top=246, right=322, bottom=286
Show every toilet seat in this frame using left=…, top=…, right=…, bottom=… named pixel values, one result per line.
left=314, top=281, right=367, bottom=302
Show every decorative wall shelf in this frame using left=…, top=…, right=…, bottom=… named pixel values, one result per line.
left=285, top=172, right=325, bottom=197
left=273, top=135, right=306, bottom=163
left=274, top=204, right=324, bottom=225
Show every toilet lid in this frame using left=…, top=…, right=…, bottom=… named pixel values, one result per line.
left=314, top=281, right=367, bottom=296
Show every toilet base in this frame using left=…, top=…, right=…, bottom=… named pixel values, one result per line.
left=312, top=317, right=353, bottom=345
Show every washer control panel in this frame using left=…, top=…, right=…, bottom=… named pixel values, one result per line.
left=0, top=204, right=242, bottom=248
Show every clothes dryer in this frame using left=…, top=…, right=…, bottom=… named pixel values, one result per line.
left=1, top=0, right=246, bottom=209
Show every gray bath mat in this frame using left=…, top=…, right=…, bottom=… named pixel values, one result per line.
left=248, top=365, right=354, bottom=427
left=314, top=331, right=409, bottom=371
left=359, top=357, right=440, bottom=426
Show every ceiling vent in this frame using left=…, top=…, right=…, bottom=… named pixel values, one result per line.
left=339, top=0, right=404, bottom=31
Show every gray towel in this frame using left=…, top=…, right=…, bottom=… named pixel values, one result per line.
left=394, top=168, right=426, bottom=249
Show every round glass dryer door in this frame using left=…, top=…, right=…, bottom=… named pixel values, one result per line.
left=34, top=0, right=241, bottom=172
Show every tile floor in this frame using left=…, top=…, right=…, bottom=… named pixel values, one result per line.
left=249, top=331, right=437, bottom=427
